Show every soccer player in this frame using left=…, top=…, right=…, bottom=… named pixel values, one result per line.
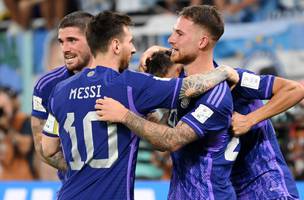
left=228, top=71, right=303, bottom=199
left=31, top=11, right=93, bottom=171
left=137, top=55, right=304, bottom=199
left=101, top=8, right=304, bottom=200
left=96, top=6, right=237, bottom=200
left=41, top=11, right=239, bottom=200
left=143, top=50, right=304, bottom=199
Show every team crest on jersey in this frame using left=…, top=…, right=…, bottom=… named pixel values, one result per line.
left=241, top=72, right=260, bottom=90
left=191, top=104, right=213, bottom=124
left=87, top=71, right=95, bottom=77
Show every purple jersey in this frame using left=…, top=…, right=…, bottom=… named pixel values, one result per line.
left=32, top=65, right=74, bottom=182
left=43, top=66, right=182, bottom=200
left=168, top=71, right=236, bottom=200
left=231, top=68, right=299, bottom=199
left=32, top=66, right=74, bottom=119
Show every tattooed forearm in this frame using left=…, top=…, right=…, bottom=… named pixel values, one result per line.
left=31, top=117, right=46, bottom=158
left=180, top=65, right=235, bottom=99
left=31, top=116, right=67, bottom=170
left=44, top=150, right=68, bottom=171
left=123, top=111, right=198, bottom=151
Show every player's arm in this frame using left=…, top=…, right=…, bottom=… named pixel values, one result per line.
left=96, top=97, right=197, bottom=152
left=41, top=134, right=67, bottom=171
left=31, top=116, right=46, bottom=160
left=180, top=65, right=238, bottom=99
left=41, top=113, right=67, bottom=171
left=139, top=46, right=239, bottom=90
left=31, top=116, right=67, bottom=170
left=232, top=77, right=304, bottom=135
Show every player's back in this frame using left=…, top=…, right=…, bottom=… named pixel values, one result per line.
left=47, top=66, right=182, bottom=200
left=230, top=68, right=299, bottom=199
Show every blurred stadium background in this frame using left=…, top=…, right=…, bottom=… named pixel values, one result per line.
left=0, top=0, right=304, bottom=199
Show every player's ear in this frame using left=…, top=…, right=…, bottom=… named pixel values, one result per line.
left=112, top=38, right=121, bottom=54
left=198, top=35, right=209, bottom=50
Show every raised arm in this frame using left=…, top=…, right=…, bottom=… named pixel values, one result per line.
left=31, top=116, right=67, bottom=170
left=232, top=77, right=304, bottom=135
left=96, top=97, right=198, bottom=152
left=95, top=66, right=238, bottom=151
left=180, top=65, right=238, bottom=99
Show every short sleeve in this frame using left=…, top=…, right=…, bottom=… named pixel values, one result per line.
left=123, top=70, right=183, bottom=115
left=181, top=82, right=233, bottom=138
left=42, top=88, right=59, bottom=138
left=42, top=113, right=59, bottom=138
left=31, top=66, right=71, bottom=120
left=234, top=68, right=275, bottom=100
left=32, top=85, right=48, bottom=119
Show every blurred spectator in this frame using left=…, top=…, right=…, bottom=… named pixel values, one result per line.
left=0, top=87, right=33, bottom=180
left=0, top=65, right=22, bottom=93
left=116, top=0, right=156, bottom=14
left=154, top=0, right=187, bottom=14
left=7, top=87, right=37, bottom=178
left=3, top=0, right=68, bottom=30
left=285, top=81, right=304, bottom=180
left=259, top=65, right=279, bottom=76
left=289, top=124, right=304, bottom=180
left=0, top=0, right=9, bottom=21
left=43, top=31, right=65, bottom=71
left=189, top=0, right=203, bottom=6
left=213, top=0, right=278, bottom=22
left=77, top=0, right=115, bottom=14
left=279, top=0, right=304, bottom=11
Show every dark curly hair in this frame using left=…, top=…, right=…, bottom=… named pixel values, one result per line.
left=146, top=50, right=174, bottom=77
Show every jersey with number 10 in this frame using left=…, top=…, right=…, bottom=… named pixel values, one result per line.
left=43, top=66, right=182, bottom=200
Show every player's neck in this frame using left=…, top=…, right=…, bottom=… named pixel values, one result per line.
left=90, top=53, right=120, bottom=72
left=86, top=56, right=94, bottom=68
left=184, top=52, right=214, bottom=76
